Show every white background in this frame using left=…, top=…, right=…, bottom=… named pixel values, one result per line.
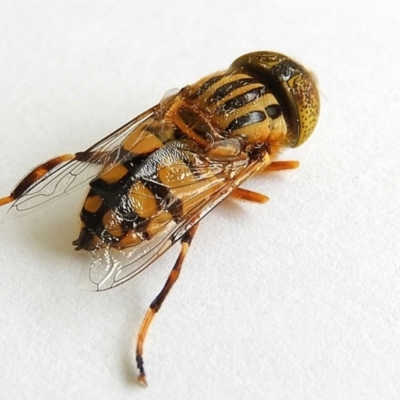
left=0, top=1, right=399, bottom=399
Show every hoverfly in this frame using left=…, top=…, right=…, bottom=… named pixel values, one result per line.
left=0, top=51, right=319, bottom=385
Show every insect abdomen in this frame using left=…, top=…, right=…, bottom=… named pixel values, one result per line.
left=74, top=140, right=224, bottom=251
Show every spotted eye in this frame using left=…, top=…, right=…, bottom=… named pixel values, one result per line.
left=230, top=51, right=320, bottom=147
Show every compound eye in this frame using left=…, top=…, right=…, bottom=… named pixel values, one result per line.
left=281, top=62, right=319, bottom=147
left=230, top=51, right=320, bottom=147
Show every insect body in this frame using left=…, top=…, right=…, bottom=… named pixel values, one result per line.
left=0, top=51, right=319, bottom=385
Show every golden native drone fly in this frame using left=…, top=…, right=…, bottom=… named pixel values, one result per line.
left=0, top=51, right=319, bottom=385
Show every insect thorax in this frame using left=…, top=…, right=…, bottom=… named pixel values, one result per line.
left=174, top=70, right=288, bottom=147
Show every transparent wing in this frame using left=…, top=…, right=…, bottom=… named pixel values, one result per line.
left=86, top=144, right=263, bottom=291
left=8, top=104, right=162, bottom=214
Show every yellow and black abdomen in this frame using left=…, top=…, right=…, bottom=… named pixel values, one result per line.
left=74, top=116, right=180, bottom=251
left=73, top=139, right=224, bottom=251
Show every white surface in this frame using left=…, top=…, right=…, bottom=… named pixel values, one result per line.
left=0, top=1, right=399, bottom=399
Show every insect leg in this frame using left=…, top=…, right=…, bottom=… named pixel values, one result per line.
left=229, top=161, right=299, bottom=204
left=231, top=188, right=269, bottom=203
left=0, top=150, right=111, bottom=207
left=261, top=160, right=299, bottom=173
left=135, top=223, right=199, bottom=386
left=0, top=154, right=76, bottom=207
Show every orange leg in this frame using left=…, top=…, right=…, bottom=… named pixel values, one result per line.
left=136, top=223, right=199, bottom=386
left=231, top=188, right=269, bottom=203
left=229, top=161, right=299, bottom=204
left=261, top=160, right=299, bottom=173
